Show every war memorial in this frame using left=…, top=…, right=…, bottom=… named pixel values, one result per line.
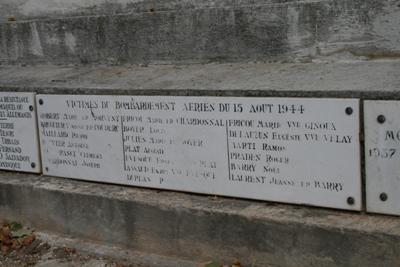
left=0, top=0, right=400, bottom=266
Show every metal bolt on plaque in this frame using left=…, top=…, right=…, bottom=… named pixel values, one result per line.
left=377, top=115, right=386, bottom=124
left=347, top=197, right=355, bottom=205
left=380, top=193, right=388, bottom=202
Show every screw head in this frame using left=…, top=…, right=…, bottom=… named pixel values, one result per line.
left=31, top=162, right=36, bottom=168
left=377, top=115, right=386, bottom=124
left=29, top=105, right=34, bottom=111
left=38, top=99, right=44, bottom=105
left=380, top=193, right=388, bottom=202
left=345, top=107, right=353, bottom=115
left=347, top=197, right=355, bottom=205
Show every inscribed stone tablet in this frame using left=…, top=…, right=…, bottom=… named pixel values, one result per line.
left=37, top=95, right=361, bottom=210
left=365, top=101, right=400, bottom=215
left=0, top=92, right=41, bottom=173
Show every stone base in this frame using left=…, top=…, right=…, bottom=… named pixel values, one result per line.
left=0, top=172, right=399, bottom=267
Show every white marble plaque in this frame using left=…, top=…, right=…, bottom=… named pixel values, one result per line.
left=0, top=92, right=41, bottom=173
left=37, top=95, right=361, bottom=210
left=365, top=101, right=400, bottom=215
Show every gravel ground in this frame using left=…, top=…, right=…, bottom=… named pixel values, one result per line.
left=0, top=221, right=242, bottom=267
left=0, top=221, right=142, bottom=267
left=0, top=236, right=139, bottom=267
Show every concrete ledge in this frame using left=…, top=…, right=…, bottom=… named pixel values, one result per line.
left=0, top=60, right=400, bottom=99
left=0, top=172, right=399, bottom=267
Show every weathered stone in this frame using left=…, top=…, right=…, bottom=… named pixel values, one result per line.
left=0, top=0, right=399, bottom=65
left=0, top=61, right=400, bottom=98
left=0, top=172, right=399, bottom=267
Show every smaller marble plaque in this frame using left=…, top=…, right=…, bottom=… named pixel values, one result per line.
left=0, top=92, right=41, bottom=173
left=365, top=101, right=400, bottom=215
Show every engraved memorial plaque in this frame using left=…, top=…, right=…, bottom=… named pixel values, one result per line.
left=37, top=95, right=361, bottom=210
left=0, top=92, right=41, bottom=173
left=365, top=101, right=400, bottom=215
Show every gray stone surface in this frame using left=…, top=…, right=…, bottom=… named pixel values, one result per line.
left=0, top=60, right=400, bottom=98
left=0, top=0, right=399, bottom=65
left=0, top=172, right=399, bottom=267
left=35, top=231, right=197, bottom=267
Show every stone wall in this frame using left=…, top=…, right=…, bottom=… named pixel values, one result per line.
left=0, top=0, right=399, bottom=65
